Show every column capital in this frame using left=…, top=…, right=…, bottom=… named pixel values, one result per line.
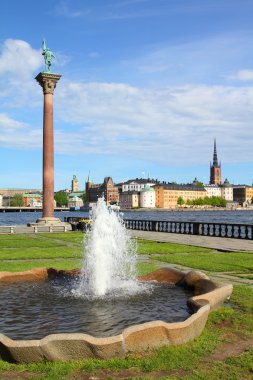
left=35, top=72, right=61, bottom=95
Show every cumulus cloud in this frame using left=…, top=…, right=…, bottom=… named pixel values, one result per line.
left=0, top=39, right=41, bottom=78
left=0, top=39, right=42, bottom=106
left=0, top=113, right=41, bottom=148
left=55, top=81, right=253, bottom=164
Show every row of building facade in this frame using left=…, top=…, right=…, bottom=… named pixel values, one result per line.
left=0, top=140, right=251, bottom=209
left=70, top=175, right=253, bottom=209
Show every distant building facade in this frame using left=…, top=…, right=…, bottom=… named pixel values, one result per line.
left=0, top=188, right=41, bottom=197
left=210, top=139, right=222, bottom=185
left=155, top=184, right=206, bottom=208
left=122, top=178, right=158, bottom=192
left=233, top=185, right=253, bottom=205
left=71, top=175, right=79, bottom=192
left=221, top=179, right=233, bottom=201
left=68, top=196, right=83, bottom=209
left=119, top=191, right=139, bottom=209
left=86, top=177, right=119, bottom=205
left=23, top=193, right=42, bottom=207
left=204, top=185, right=222, bottom=198
left=140, top=186, right=156, bottom=208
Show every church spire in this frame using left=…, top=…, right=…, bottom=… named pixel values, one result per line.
left=210, top=138, right=222, bottom=185
left=213, top=138, right=218, bottom=167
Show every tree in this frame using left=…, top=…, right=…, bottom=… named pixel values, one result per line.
left=82, top=192, right=88, bottom=203
left=10, top=193, right=24, bottom=207
left=54, top=191, right=68, bottom=207
left=194, top=181, right=204, bottom=188
left=177, top=196, right=184, bottom=206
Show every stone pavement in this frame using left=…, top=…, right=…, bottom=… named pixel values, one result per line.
left=129, top=230, right=253, bottom=252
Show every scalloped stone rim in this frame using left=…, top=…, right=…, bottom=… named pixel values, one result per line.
left=0, top=267, right=233, bottom=363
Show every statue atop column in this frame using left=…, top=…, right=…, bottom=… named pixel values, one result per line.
left=42, top=39, right=55, bottom=73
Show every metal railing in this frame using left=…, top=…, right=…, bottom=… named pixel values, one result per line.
left=124, top=219, right=253, bottom=240
left=64, top=216, right=253, bottom=240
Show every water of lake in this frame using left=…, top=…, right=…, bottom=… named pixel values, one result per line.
left=0, top=209, right=253, bottom=226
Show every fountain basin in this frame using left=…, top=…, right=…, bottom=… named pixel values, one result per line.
left=0, top=267, right=233, bottom=363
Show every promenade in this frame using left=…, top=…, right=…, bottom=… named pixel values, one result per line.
left=129, top=230, right=253, bottom=252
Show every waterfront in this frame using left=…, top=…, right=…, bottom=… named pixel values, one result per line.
left=0, top=209, right=253, bottom=226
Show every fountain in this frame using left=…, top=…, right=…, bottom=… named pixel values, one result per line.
left=0, top=198, right=233, bottom=363
left=76, top=197, right=138, bottom=297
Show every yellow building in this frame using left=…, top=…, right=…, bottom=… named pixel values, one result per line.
left=233, top=186, right=253, bottom=205
left=155, top=184, right=206, bottom=209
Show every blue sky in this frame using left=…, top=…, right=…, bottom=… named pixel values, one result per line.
left=1, top=0, right=253, bottom=190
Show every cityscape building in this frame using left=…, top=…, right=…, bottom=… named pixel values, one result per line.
left=119, top=191, right=139, bottom=209
left=122, top=178, right=158, bottom=192
left=210, top=139, right=222, bottom=185
left=140, top=186, right=156, bottom=208
left=71, top=175, right=79, bottom=192
left=155, top=184, right=206, bottom=208
left=86, top=176, right=119, bottom=205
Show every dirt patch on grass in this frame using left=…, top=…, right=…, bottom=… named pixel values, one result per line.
left=68, top=368, right=187, bottom=380
left=206, top=336, right=253, bottom=362
left=0, top=371, right=39, bottom=379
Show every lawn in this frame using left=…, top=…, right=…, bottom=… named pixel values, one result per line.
left=137, top=239, right=253, bottom=274
left=0, top=232, right=252, bottom=379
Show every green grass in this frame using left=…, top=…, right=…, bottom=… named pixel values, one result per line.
left=0, top=259, right=82, bottom=272
left=154, top=250, right=253, bottom=272
left=137, top=239, right=214, bottom=254
left=136, top=239, right=253, bottom=273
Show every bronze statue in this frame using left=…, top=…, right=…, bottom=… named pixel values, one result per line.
left=42, top=39, right=55, bottom=72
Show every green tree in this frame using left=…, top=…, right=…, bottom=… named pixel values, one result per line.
left=194, top=181, right=204, bottom=188
left=54, top=191, right=68, bottom=207
left=10, top=193, right=24, bottom=207
left=82, top=192, right=88, bottom=203
left=177, top=196, right=184, bottom=206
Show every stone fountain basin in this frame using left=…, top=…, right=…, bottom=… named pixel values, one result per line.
left=0, top=267, right=233, bottom=363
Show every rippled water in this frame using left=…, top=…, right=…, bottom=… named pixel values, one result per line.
left=0, top=210, right=253, bottom=226
left=0, top=278, right=193, bottom=340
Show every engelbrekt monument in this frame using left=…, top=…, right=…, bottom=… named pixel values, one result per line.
left=35, top=39, right=62, bottom=224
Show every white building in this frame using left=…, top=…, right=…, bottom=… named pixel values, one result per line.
left=68, top=196, right=83, bottom=209
left=140, top=186, right=156, bottom=208
left=221, top=179, right=233, bottom=201
left=122, top=178, right=157, bottom=192
left=204, top=184, right=221, bottom=197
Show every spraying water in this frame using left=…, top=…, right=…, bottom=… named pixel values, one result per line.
left=77, top=197, right=139, bottom=297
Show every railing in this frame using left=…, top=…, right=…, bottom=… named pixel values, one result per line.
left=0, top=225, right=70, bottom=234
left=124, top=220, right=253, bottom=240
left=64, top=216, right=253, bottom=240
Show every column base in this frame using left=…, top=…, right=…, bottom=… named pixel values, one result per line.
left=28, top=217, right=70, bottom=227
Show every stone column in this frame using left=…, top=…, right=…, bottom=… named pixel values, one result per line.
left=35, top=72, right=61, bottom=224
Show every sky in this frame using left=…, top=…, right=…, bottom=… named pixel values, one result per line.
left=1, top=0, right=253, bottom=190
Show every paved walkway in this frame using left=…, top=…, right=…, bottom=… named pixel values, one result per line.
left=129, top=230, right=253, bottom=252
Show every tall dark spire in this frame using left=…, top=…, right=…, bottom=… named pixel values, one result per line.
left=213, top=138, right=218, bottom=167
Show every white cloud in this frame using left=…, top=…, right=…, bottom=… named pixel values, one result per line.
left=227, top=69, right=253, bottom=81
left=55, top=81, right=253, bottom=165
left=0, top=39, right=41, bottom=78
left=0, top=39, right=42, bottom=106
left=0, top=113, right=41, bottom=148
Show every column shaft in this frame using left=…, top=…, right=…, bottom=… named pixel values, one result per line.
left=43, top=93, right=54, bottom=218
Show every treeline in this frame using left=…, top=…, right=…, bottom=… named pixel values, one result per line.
left=177, top=196, right=227, bottom=207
